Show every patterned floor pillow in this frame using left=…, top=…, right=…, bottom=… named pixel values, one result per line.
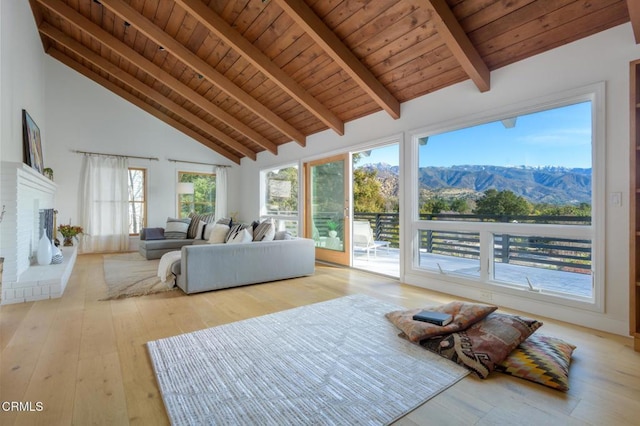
left=495, top=334, right=576, bottom=391
left=420, top=312, right=543, bottom=379
left=385, top=301, right=497, bottom=342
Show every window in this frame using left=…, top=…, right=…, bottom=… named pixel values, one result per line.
left=178, top=171, right=216, bottom=218
left=412, top=85, right=603, bottom=307
left=128, top=168, right=146, bottom=235
left=260, top=164, right=299, bottom=236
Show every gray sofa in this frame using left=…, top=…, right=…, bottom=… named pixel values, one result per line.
left=138, top=227, right=202, bottom=260
left=170, top=238, right=315, bottom=294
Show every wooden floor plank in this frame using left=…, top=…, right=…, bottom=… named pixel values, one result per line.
left=72, top=352, right=128, bottom=425
left=0, top=302, right=34, bottom=351
left=78, top=300, right=117, bottom=360
left=1, top=253, right=639, bottom=425
left=111, top=302, right=168, bottom=425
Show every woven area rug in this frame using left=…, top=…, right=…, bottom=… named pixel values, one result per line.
left=147, top=294, right=469, bottom=425
left=101, top=252, right=176, bottom=300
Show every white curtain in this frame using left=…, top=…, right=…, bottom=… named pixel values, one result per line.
left=215, top=166, right=228, bottom=222
left=79, top=155, right=130, bottom=253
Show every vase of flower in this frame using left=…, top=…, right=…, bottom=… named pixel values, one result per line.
left=58, top=224, right=83, bottom=247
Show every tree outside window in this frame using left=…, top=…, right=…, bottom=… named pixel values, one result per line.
left=178, top=171, right=216, bottom=218
left=128, top=168, right=146, bottom=235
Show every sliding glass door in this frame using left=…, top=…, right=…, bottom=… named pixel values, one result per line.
left=304, top=154, right=350, bottom=265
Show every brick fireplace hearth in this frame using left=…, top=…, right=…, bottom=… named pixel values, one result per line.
left=0, top=162, right=76, bottom=304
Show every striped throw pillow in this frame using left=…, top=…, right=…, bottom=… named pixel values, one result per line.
left=225, top=223, right=249, bottom=243
left=187, top=213, right=215, bottom=239
left=253, top=219, right=275, bottom=241
left=165, top=217, right=191, bottom=239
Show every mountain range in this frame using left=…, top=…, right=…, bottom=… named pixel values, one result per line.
left=360, top=164, right=592, bottom=205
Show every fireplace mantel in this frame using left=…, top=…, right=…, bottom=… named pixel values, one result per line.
left=0, top=161, right=76, bottom=304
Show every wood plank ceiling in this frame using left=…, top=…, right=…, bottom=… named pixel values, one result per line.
left=29, top=0, right=632, bottom=164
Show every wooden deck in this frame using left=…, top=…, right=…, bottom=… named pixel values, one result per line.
left=353, top=248, right=592, bottom=298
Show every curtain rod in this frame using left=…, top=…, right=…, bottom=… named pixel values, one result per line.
left=167, top=158, right=232, bottom=168
left=72, top=149, right=159, bottom=161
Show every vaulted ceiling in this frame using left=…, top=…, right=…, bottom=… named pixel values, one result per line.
left=30, top=0, right=635, bottom=164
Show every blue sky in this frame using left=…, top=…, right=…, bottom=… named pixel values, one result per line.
left=358, top=102, right=592, bottom=169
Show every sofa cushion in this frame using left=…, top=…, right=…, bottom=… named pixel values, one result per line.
left=253, top=218, right=275, bottom=241
left=187, top=213, right=214, bottom=238
left=216, top=217, right=233, bottom=227
left=227, top=228, right=253, bottom=244
left=207, top=223, right=230, bottom=244
left=195, top=220, right=207, bottom=239
left=274, top=230, right=293, bottom=240
left=225, top=224, right=249, bottom=243
left=165, top=217, right=191, bottom=239
left=142, top=227, right=165, bottom=240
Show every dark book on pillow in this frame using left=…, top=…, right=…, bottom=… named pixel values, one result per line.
left=412, top=310, right=453, bottom=326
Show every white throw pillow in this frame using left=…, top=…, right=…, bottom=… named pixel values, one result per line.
left=207, top=223, right=230, bottom=244
left=226, top=228, right=252, bottom=244
left=195, top=220, right=207, bottom=240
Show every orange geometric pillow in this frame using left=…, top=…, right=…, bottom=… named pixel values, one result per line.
left=496, top=334, right=576, bottom=391
left=385, top=301, right=497, bottom=343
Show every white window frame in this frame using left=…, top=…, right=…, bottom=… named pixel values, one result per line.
left=405, top=82, right=605, bottom=312
left=260, top=162, right=301, bottom=235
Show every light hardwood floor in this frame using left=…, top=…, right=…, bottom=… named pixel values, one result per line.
left=1, top=253, right=639, bottom=425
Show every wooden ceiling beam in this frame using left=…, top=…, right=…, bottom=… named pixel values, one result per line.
left=100, top=0, right=306, bottom=147
left=39, top=23, right=253, bottom=161
left=274, top=0, right=400, bottom=120
left=426, top=0, right=490, bottom=92
left=36, top=0, right=266, bottom=158
left=46, top=48, right=241, bottom=164
left=628, top=0, right=640, bottom=44
left=175, top=0, right=345, bottom=136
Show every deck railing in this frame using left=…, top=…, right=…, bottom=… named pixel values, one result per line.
left=352, top=212, right=592, bottom=272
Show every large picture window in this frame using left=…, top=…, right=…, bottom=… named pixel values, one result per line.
left=411, top=85, right=602, bottom=307
left=260, top=164, right=299, bottom=236
left=178, top=171, right=216, bottom=218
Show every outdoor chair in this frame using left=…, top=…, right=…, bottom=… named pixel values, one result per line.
left=352, top=220, right=389, bottom=260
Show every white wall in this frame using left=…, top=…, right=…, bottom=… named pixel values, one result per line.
left=0, top=0, right=47, bottom=164
left=0, top=0, right=48, bottom=272
left=44, top=57, right=240, bottom=249
left=239, top=23, right=640, bottom=336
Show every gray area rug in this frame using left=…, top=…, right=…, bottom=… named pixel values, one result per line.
left=102, top=252, right=176, bottom=300
left=147, top=294, right=469, bottom=425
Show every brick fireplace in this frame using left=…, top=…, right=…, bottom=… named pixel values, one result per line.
left=0, top=162, right=76, bottom=304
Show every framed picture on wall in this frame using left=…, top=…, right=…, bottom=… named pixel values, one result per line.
left=22, top=109, right=44, bottom=174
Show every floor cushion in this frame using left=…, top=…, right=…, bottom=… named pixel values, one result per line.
left=419, top=312, right=543, bottom=379
left=495, top=334, right=576, bottom=391
left=385, top=301, right=498, bottom=342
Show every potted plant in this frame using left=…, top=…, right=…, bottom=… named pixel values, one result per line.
left=326, top=220, right=338, bottom=238
left=58, top=224, right=84, bottom=246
